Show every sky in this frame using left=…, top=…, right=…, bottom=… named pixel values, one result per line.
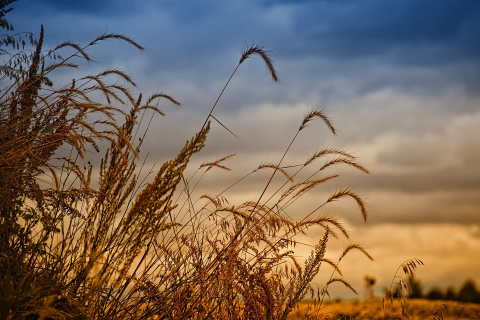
left=8, top=0, right=480, bottom=299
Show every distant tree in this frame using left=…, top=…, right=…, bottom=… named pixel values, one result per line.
left=457, top=279, right=480, bottom=303
left=426, top=287, right=444, bottom=300
left=407, top=276, right=423, bottom=299
left=444, top=286, right=457, bottom=301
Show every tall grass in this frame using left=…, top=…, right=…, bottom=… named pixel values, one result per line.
left=0, top=24, right=373, bottom=319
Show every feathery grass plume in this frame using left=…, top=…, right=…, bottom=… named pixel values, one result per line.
left=324, top=277, right=358, bottom=296
left=338, top=243, right=374, bottom=262
left=256, top=162, right=294, bottom=183
left=383, top=258, right=425, bottom=320
left=292, top=177, right=340, bottom=200
left=280, top=230, right=329, bottom=320
left=90, top=32, right=145, bottom=50
left=200, top=194, right=229, bottom=209
left=296, top=216, right=349, bottom=239
left=53, top=41, right=92, bottom=62
left=140, top=92, right=180, bottom=115
left=200, top=153, right=236, bottom=172
left=198, top=42, right=278, bottom=144
left=239, top=43, right=278, bottom=82
left=304, top=147, right=356, bottom=166
left=319, top=157, right=370, bottom=174
left=300, top=109, right=335, bottom=134
left=275, top=175, right=338, bottom=207
left=326, top=188, right=368, bottom=222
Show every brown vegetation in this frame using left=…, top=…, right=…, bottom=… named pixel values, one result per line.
left=0, top=6, right=373, bottom=319
left=292, top=299, right=480, bottom=320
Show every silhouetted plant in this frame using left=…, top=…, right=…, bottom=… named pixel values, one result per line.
left=383, top=258, right=424, bottom=319
left=0, top=7, right=373, bottom=320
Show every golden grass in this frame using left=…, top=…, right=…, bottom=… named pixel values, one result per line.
left=0, top=21, right=382, bottom=319
left=292, top=299, right=480, bottom=320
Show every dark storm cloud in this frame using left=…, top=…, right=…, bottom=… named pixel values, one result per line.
left=18, top=0, right=135, bottom=16
left=160, top=0, right=480, bottom=102
left=10, top=0, right=480, bottom=97
left=12, top=0, right=480, bottom=63
left=267, top=0, right=480, bottom=63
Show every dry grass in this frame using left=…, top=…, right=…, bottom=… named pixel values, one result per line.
left=291, top=299, right=480, bottom=320
left=0, top=20, right=380, bottom=320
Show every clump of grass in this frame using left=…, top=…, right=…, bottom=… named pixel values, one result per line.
left=1, top=20, right=372, bottom=320
left=383, top=258, right=425, bottom=319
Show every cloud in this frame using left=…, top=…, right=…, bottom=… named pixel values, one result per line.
left=377, top=120, right=480, bottom=170
left=274, top=0, right=480, bottom=62
left=10, top=0, right=480, bottom=105
left=353, top=223, right=480, bottom=296
left=7, top=0, right=480, bottom=238
left=18, top=0, right=138, bottom=16
left=292, top=223, right=480, bottom=299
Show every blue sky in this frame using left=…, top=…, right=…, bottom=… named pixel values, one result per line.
left=6, top=0, right=480, bottom=298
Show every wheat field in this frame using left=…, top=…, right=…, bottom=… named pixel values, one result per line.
left=292, top=299, right=480, bottom=320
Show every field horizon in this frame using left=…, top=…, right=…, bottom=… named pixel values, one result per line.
left=294, top=298, right=480, bottom=319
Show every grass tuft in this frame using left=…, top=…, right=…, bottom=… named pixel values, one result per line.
left=0, top=23, right=375, bottom=320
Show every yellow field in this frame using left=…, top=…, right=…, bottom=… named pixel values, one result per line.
left=291, top=299, right=480, bottom=319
